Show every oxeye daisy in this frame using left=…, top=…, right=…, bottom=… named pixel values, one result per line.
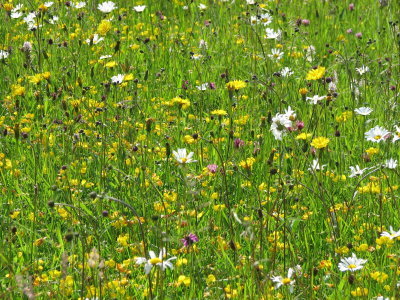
left=380, top=226, right=400, bottom=240
left=354, top=107, right=373, bottom=116
left=135, top=248, right=176, bottom=275
left=97, top=1, right=116, bottom=13
left=365, top=126, right=390, bottom=143
left=133, top=5, right=146, bottom=12
left=172, top=148, right=197, bottom=164
left=271, top=268, right=296, bottom=293
left=338, top=253, right=367, bottom=272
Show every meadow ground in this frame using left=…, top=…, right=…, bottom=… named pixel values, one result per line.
left=0, top=0, right=399, bottom=299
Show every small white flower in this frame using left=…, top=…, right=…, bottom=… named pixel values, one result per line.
left=380, top=226, right=400, bottom=240
left=270, top=110, right=293, bottom=141
left=384, top=158, right=397, bottom=169
left=196, top=83, right=209, bottom=91
left=199, top=39, right=208, bottom=49
left=44, top=2, right=54, bottom=8
left=356, top=65, right=369, bottom=75
left=246, top=0, right=255, bottom=4
left=111, top=74, right=125, bottom=84
left=280, top=67, right=293, bottom=77
left=191, top=53, right=203, bottom=60
left=48, top=15, right=59, bottom=24
left=11, top=11, right=23, bottom=19
left=173, top=148, right=197, bottom=164
left=306, top=95, right=326, bottom=105
left=354, top=107, right=373, bottom=116
left=338, top=253, right=367, bottom=272
left=265, top=28, right=281, bottom=40
left=268, top=48, right=284, bottom=61
left=86, top=34, right=104, bottom=45
left=98, top=1, right=116, bottom=13
left=135, top=248, right=176, bottom=275
left=198, top=3, right=207, bottom=10
left=133, top=5, right=146, bottom=12
left=349, top=165, right=367, bottom=178
left=365, top=125, right=390, bottom=143
left=0, top=50, right=9, bottom=60
left=308, top=159, right=326, bottom=171
left=72, top=2, right=86, bottom=9
left=259, top=13, right=272, bottom=25
left=271, top=268, right=295, bottom=293
left=305, top=45, right=315, bottom=62
left=99, top=54, right=112, bottom=60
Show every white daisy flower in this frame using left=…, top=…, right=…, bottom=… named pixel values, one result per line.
left=356, top=65, right=369, bottom=75
left=380, top=226, right=400, bottom=240
left=338, top=253, right=367, bottom=272
left=259, top=13, right=272, bottom=25
left=133, top=5, right=146, bottom=12
left=365, top=125, right=390, bottom=143
left=270, top=111, right=293, bottom=141
left=86, top=34, right=104, bottom=45
left=196, top=83, right=209, bottom=91
left=354, top=107, right=373, bottom=116
left=268, top=48, right=284, bottom=61
left=0, top=50, right=9, bottom=60
left=308, top=159, right=326, bottom=171
left=349, top=165, right=367, bottom=178
left=111, top=74, right=125, bottom=84
left=306, top=95, right=326, bottom=105
left=384, top=158, right=397, bottom=169
left=135, top=248, right=176, bottom=275
left=281, top=67, right=294, bottom=77
left=173, top=148, right=196, bottom=164
left=198, top=3, right=207, bottom=10
left=44, top=2, right=54, bottom=8
left=98, top=1, right=116, bottom=13
left=271, top=268, right=295, bottom=293
left=72, top=2, right=86, bottom=9
left=265, top=28, right=281, bottom=40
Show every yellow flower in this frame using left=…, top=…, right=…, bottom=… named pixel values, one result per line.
left=117, top=234, right=129, bottom=247
left=306, top=66, right=326, bottom=80
left=211, top=109, right=228, bottom=116
left=365, top=147, right=379, bottom=156
left=370, top=271, right=388, bottom=283
left=299, top=88, right=308, bottom=95
left=11, top=84, right=26, bottom=97
left=177, top=275, right=191, bottom=287
left=104, top=61, right=117, bottom=68
left=239, top=157, right=256, bottom=169
left=98, top=20, right=112, bottom=35
left=351, top=287, right=368, bottom=297
left=310, top=137, right=330, bottom=149
left=296, top=133, right=312, bottom=140
left=226, top=80, right=247, bottom=91
left=206, top=274, right=216, bottom=285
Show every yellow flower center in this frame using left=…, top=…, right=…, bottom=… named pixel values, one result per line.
left=149, top=258, right=162, bottom=265
left=282, top=278, right=291, bottom=285
left=181, top=157, right=187, bottom=163
left=374, top=135, right=381, bottom=140
left=348, top=264, right=357, bottom=269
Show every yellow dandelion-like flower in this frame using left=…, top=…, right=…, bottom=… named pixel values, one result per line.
left=306, top=66, right=326, bottom=80
left=226, top=80, right=247, bottom=91
left=97, top=20, right=112, bottom=35
left=210, top=109, right=228, bottom=116
left=11, top=84, right=25, bottom=97
left=310, top=137, right=330, bottom=149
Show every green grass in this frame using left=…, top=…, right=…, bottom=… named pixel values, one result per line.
left=0, top=0, right=399, bottom=298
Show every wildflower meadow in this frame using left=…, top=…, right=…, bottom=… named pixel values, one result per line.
left=1, top=0, right=400, bottom=299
